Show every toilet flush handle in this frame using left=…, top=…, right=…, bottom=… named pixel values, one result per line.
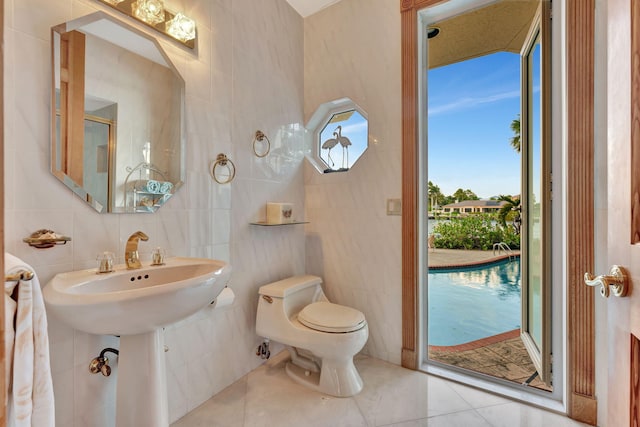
left=262, top=295, right=273, bottom=303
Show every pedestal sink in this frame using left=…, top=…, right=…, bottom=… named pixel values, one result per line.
left=43, top=257, right=231, bottom=427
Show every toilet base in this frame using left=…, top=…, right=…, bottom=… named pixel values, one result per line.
left=285, top=356, right=364, bottom=397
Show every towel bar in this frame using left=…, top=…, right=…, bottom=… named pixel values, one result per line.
left=5, top=269, right=34, bottom=282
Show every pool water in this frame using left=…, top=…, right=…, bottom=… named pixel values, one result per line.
left=428, top=259, right=521, bottom=346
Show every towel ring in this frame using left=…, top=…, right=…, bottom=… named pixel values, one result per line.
left=211, top=153, right=236, bottom=184
left=253, top=130, right=271, bottom=158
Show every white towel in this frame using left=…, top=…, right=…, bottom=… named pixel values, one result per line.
left=4, top=253, right=55, bottom=427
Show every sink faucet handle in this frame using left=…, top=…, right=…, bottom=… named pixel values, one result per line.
left=96, top=251, right=115, bottom=274
left=151, top=247, right=166, bottom=266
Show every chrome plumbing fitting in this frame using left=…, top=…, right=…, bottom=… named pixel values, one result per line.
left=89, top=347, right=119, bottom=377
left=256, top=339, right=270, bottom=360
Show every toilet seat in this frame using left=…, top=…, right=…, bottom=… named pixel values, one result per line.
left=298, top=302, right=366, bottom=333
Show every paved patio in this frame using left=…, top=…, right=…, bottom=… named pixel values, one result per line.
left=427, top=248, right=519, bottom=268
left=426, top=249, right=550, bottom=391
left=428, top=330, right=551, bottom=391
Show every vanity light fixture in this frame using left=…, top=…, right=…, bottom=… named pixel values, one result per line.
left=94, top=0, right=197, bottom=49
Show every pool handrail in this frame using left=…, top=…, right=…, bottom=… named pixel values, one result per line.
left=493, top=242, right=515, bottom=260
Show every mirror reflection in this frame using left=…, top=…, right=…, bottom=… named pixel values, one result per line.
left=51, top=12, right=185, bottom=213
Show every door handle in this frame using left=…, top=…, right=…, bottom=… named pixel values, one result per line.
left=584, top=265, right=629, bottom=298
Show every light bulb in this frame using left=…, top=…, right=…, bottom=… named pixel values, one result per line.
left=132, top=0, right=165, bottom=25
left=166, top=12, right=196, bottom=42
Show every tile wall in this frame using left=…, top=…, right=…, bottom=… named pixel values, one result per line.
left=4, top=0, right=305, bottom=425
left=303, top=0, right=403, bottom=364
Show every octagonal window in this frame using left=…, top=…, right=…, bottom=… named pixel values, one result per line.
left=306, top=98, right=368, bottom=173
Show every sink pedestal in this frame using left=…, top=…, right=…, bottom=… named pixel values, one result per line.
left=42, top=257, right=232, bottom=426
left=116, top=330, right=169, bottom=427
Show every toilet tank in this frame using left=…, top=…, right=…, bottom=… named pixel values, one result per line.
left=258, top=275, right=324, bottom=318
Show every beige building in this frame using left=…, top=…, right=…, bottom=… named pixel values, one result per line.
left=440, top=199, right=508, bottom=214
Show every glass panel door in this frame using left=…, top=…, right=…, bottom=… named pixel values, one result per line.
left=519, top=3, right=552, bottom=386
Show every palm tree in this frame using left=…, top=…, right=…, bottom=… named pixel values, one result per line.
left=510, top=115, right=521, bottom=153
left=428, top=181, right=443, bottom=210
left=497, top=195, right=521, bottom=231
left=453, top=188, right=478, bottom=202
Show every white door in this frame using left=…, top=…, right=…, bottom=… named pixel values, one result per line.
left=602, top=0, right=640, bottom=425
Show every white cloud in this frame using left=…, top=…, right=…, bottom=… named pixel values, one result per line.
left=340, top=121, right=367, bottom=134
left=429, top=89, right=520, bottom=116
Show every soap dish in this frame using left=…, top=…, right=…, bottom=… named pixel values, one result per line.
left=23, top=229, right=71, bottom=249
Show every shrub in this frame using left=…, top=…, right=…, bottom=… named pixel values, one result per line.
left=431, top=214, right=520, bottom=250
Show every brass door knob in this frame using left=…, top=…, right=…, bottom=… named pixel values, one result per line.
left=584, top=265, right=629, bottom=298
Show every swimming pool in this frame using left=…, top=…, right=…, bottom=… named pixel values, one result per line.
left=428, top=259, right=521, bottom=346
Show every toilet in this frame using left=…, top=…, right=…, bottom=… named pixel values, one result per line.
left=256, top=275, right=368, bottom=397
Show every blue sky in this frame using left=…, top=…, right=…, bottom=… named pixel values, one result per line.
left=428, top=51, right=521, bottom=199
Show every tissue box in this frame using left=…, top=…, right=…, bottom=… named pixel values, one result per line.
left=266, top=202, right=293, bottom=224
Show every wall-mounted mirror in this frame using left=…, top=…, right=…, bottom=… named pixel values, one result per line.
left=51, top=11, right=185, bottom=213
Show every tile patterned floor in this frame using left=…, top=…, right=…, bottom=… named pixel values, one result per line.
left=428, top=331, right=551, bottom=391
left=171, top=353, right=585, bottom=427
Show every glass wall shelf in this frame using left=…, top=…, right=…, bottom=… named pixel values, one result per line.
left=249, top=221, right=309, bottom=226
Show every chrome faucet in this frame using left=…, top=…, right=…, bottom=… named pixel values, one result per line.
left=125, top=231, right=149, bottom=269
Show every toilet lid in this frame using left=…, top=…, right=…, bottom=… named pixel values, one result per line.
left=298, top=302, right=366, bottom=333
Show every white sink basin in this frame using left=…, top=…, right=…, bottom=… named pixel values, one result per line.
left=43, top=257, right=231, bottom=335
left=43, top=256, right=231, bottom=427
